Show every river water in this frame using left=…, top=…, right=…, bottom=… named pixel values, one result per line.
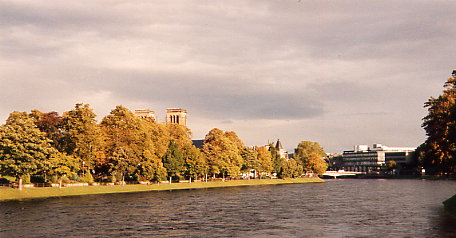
left=1, top=179, right=455, bottom=237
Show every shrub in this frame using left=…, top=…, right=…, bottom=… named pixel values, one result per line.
left=61, top=176, right=71, bottom=184
left=50, top=175, right=58, bottom=183
left=81, top=173, right=94, bottom=183
left=22, top=174, right=31, bottom=184
left=71, top=174, right=81, bottom=182
left=110, top=174, right=117, bottom=183
left=114, top=173, right=123, bottom=182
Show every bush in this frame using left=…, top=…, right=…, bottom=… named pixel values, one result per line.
left=22, top=174, right=31, bottom=184
left=81, top=173, right=94, bottom=183
left=50, top=175, right=58, bottom=183
left=109, top=174, right=117, bottom=183
left=71, top=174, right=81, bottom=182
left=61, top=176, right=71, bottom=184
left=114, top=173, right=123, bottom=182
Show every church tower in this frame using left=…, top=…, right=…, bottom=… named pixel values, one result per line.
left=275, top=139, right=288, bottom=159
left=134, top=109, right=156, bottom=121
left=166, top=108, right=187, bottom=126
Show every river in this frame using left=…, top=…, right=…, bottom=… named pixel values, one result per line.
left=1, top=179, right=455, bottom=237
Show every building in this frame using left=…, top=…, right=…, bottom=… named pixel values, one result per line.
left=275, top=139, right=288, bottom=159
left=192, top=139, right=204, bottom=149
left=166, top=108, right=187, bottom=126
left=340, top=144, right=416, bottom=173
left=265, top=139, right=289, bottom=160
left=134, top=109, right=156, bottom=121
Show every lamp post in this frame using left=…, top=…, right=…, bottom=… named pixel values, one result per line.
left=82, top=161, right=85, bottom=177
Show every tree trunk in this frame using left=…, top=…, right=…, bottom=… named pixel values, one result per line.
left=18, top=177, right=23, bottom=191
left=169, top=176, right=172, bottom=184
left=189, top=177, right=192, bottom=183
left=59, top=178, right=62, bottom=188
left=205, top=174, right=208, bottom=182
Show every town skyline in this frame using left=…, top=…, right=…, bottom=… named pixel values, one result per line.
left=1, top=1, right=455, bottom=153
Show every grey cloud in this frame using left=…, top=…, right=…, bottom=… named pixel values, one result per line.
left=87, top=70, right=324, bottom=120
left=1, top=0, right=455, bottom=152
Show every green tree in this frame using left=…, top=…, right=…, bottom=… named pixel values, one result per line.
left=182, top=143, right=207, bottom=181
left=421, top=71, right=456, bottom=175
left=281, top=158, right=301, bottom=178
left=256, top=146, right=273, bottom=177
left=202, top=128, right=244, bottom=178
left=143, top=119, right=170, bottom=159
left=48, top=153, right=80, bottom=187
left=241, top=147, right=258, bottom=177
left=294, top=141, right=326, bottom=174
left=162, top=140, right=185, bottom=182
left=61, top=103, right=105, bottom=172
left=101, top=105, right=146, bottom=183
left=139, top=150, right=167, bottom=182
left=269, top=143, right=284, bottom=176
left=0, top=112, right=57, bottom=190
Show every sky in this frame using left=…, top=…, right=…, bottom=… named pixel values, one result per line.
left=0, top=1, right=455, bottom=153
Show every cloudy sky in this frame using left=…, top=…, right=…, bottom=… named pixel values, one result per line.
left=1, top=1, right=455, bottom=152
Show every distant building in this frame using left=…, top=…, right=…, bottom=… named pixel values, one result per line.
left=266, top=139, right=289, bottom=159
left=134, top=109, right=156, bottom=121
left=166, top=108, right=187, bottom=126
left=340, top=144, right=416, bottom=173
left=275, top=139, right=288, bottom=159
left=192, top=139, right=204, bottom=149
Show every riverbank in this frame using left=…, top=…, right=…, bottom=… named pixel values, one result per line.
left=0, top=177, right=324, bottom=201
left=323, top=174, right=456, bottom=180
left=443, top=194, right=456, bottom=215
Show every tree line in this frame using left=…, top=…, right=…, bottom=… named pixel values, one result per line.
left=0, top=103, right=328, bottom=189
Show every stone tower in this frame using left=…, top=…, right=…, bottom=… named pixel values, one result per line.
left=166, top=108, right=187, bottom=126
left=134, top=109, right=156, bottom=121
left=275, top=139, right=288, bottom=159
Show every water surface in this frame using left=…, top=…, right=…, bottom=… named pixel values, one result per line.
left=1, top=179, right=455, bottom=237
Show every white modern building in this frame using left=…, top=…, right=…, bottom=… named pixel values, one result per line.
left=341, top=144, right=416, bottom=173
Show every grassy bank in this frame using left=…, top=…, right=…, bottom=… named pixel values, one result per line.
left=0, top=177, right=324, bottom=201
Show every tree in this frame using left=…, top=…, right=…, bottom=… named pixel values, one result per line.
left=142, top=119, right=170, bottom=159
left=139, top=150, right=167, bottom=182
left=162, top=140, right=185, bottom=182
left=281, top=158, right=301, bottom=178
left=269, top=143, right=284, bottom=176
left=182, top=143, right=207, bottom=181
left=101, top=105, right=147, bottom=183
left=30, top=110, right=64, bottom=151
left=306, top=152, right=328, bottom=175
left=0, top=112, right=57, bottom=190
left=241, top=147, right=258, bottom=177
left=202, top=128, right=244, bottom=178
left=421, top=71, right=456, bottom=175
left=256, top=146, right=273, bottom=177
left=48, top=153, right=80, bottom=187
left=61, top=104, right=105, bottom=172
left=294, top=141, right=326, bottom=174
left=387, top=160, right=397, bottom=174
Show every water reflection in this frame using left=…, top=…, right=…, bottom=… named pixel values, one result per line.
left=1, top=179, right=455, bottom=237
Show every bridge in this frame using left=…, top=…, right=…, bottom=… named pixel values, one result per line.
left=322, top=170, right=365, bottom=178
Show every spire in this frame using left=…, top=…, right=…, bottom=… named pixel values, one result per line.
left=275, top=139, right=283, bottom=150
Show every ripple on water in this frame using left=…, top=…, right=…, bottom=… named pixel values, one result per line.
left=1, top=179, right=456, bottom=237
